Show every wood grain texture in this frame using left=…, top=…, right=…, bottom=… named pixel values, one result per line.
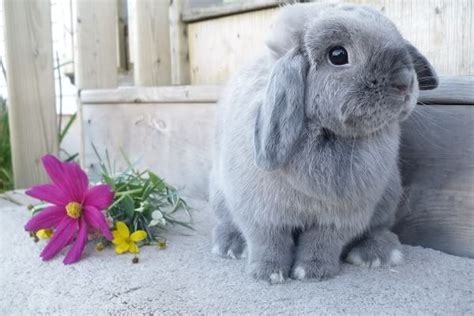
left=347, top=0, right=473, bottom=76
left=419, top=76, right=474, bottom=105
left=3, top=0, right=58, bottom=188
left=81, top=76, right=469, bottom=105
left=182, top=0, right=290, bottom=22
left=74, top=0, right=118, bottom=89
left=81, top=85, right=221, bottom=104
left=82, top=102, right=216, bottom=200
left=395, top=105, right=474, bottom=258
left=189, top=1, right=473, bottom=84
left=169, top=0, right=191, bottom=85
left=132, top=0, right=172, bottom=86
left=188, top=8, right=279, bottom=84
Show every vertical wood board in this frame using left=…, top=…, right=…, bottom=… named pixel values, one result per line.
left=188, top=8, right=278, bottom=84
left=169, top=0, right=191, bottom=85
left=188, top=1, right=473, bottom=84
left=74, top=0, right=118, bottom=89
left=132, top=0, right=172, bottom=86
left=3, top=0, right=58, bottom=188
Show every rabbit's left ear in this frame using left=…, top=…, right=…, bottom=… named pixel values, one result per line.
left=405, top=41, right=438, bottom=90
left=254, top=47, right=308, bottom=171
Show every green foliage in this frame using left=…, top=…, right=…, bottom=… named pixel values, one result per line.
left=92, top=145, right=193, bottom=246
left=0, top=96, right=13, bottom=192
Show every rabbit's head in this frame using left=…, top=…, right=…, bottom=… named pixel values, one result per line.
left=255, top=4, right=438, bottom=170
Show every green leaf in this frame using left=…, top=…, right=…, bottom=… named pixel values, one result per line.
left=59, top=113, right=77, bottom=144
left=148, top=171, right=165, bottom=190
left=120, top=195, right=135, bottom=218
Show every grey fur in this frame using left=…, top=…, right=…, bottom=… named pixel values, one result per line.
left=210, top=3, right=438, bottom=283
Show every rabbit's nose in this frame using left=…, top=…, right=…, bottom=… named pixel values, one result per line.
left=391, top=69, right=413, bottom=95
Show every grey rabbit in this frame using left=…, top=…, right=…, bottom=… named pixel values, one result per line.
left=210, top=3, right=438, bottom=283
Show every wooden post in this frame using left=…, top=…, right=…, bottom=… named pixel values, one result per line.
left=169, top=0, right=190, bottom=85
left=74, top=0, right=118, bottom=166
left=117, top=0, right=128, bottom=71
left=74, top=0, right=118, bottom=89
left=3, top=0, right=58, bottom=188
left=132, top=0, right=172, bottom=86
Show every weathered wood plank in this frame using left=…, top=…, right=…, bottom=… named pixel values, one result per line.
left=395, top=105, right=474, bottom=258
left=80, top=76, right=470, bottom=105
left=74, top=0, right=118, bottom=89
left=81, top=85, right=221, bottom=104
left=82, top=102, right=216, bottom=200
left=132, top=0, right=172, bottom=86
left=169, top=0, right=191, bottom=85
left=3, top=0, right=58, bottom=188
left=418, top=76, right=474, bottom=105
left=188, top=8, right=279, bottom=84
left=189, top=1, right=474, bottom=84
left=347, top=0, right=474, bottom=76
left=182, top=0, right=291, bottom=23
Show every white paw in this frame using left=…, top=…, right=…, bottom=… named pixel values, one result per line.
left=346, top=250, right=381, bottom=268
left=211, top=245, right=220, bottom=256
left=269, top=271, right=285, bottom=284
left=293, top=266, right=306, bottom=280
left=389, top=249, right=403, bottom=266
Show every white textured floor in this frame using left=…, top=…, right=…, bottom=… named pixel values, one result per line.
left=1, top=196, right=473, bottom=315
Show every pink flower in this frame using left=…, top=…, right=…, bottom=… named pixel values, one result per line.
left=24, top=155, right=114, bottom=264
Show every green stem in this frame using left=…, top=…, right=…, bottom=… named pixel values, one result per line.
left=115, top=188, right=142, bottom=196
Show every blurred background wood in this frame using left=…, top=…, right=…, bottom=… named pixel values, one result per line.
left=74, top=0, right=118, bottom=89
left=132, top=0, right=172, bottom=86
left=3, top=0, right=58, bottom=188
left=188, top=0, right=473, bottom=84
left=169, top=0, right=191, bottom=85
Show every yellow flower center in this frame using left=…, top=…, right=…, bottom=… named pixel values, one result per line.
left=36, top=229, right=53, bottom=239
left=66, top=202, right=82, bottom=219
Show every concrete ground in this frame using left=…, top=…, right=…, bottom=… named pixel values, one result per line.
left=0, top=196, right=473, bottom=315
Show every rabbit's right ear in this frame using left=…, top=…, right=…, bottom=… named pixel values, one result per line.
left=254, top=48, right=308, bottom=171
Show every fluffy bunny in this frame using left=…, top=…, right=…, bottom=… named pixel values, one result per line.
left=210, top=3, right=438, bottom=283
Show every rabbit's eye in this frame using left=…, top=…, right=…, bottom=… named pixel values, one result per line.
left=328, top=46, right=348, bottom=65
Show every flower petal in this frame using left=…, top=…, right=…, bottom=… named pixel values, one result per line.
left=130, top=230, right=147, bottom=242
left=84, top=184, right=114, bottom=210
left=62, top=161, right=89, bottom=202
left=128, top=242, right=139, bottom=254
left=112, top=231, right=124, bottom=245
left=116, top=221, right=130, bottom=239
left=63, top=218, right=88, bottom=264
left=41, top=155, right=89, bottom=202
left=40, top=217, right=77, bottom=261
left=115, top=242, right=129, bottom=254
left=83, top=205, right=113, bottom=240
left=26, top=184, right=68, bottom=206
left=24, top=206, right=65, bottom=231
left=41, top=155, right=74, bottom=198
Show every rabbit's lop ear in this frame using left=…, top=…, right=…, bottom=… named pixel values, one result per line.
left=254, top=48, right=308, bottom=171
left=405, top=41, right=439, bottom=90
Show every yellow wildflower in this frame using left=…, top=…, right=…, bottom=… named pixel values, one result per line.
left=112, top=221, right=147, bottom=254
left=95, top=242, right=105, bottom=252
left=36, top=229, right=53, bottom=239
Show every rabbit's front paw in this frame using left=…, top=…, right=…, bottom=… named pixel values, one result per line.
left=291, top=260, right=340, bottom=281
left=346, top=230, right=403, bottom=267
left=248, top=260, right=291, bottom=284
left=212, top=222, right=246, bottom=259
